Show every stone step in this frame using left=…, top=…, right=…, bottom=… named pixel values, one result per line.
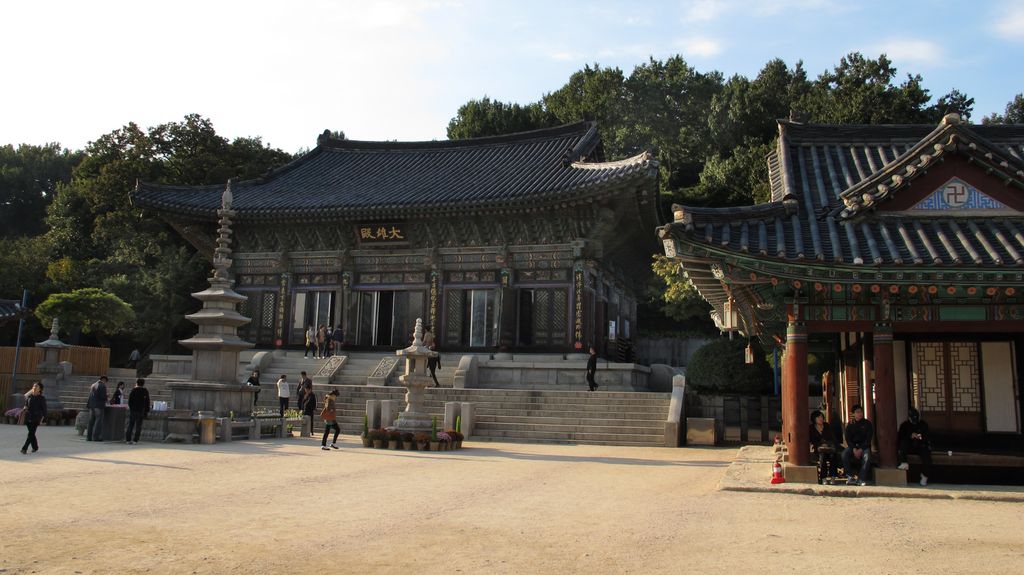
left=473, top=410, right=666, bottom=422
left=474, top=420, right=663, bottom=435
left=326, top=387, right=670, bottom=401
left=470, top=428, right=664, bottom=445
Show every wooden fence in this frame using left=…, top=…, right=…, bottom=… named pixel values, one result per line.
left=0, top=346, right=110, bottom=377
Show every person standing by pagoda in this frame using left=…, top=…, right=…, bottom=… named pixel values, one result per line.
left=320, top=389, right=341, bottom=450
left=276, top=374, right=290, bottom=417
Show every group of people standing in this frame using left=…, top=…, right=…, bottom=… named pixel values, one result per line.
left=810, top=404, right=933, bottom=486
left=19, top=375, right=151, bottom=454
left=306, top=325, right=342, bottom=359
left=243, top=368, right=341, bottom=451
left=84, top=375, right=152, bottom=444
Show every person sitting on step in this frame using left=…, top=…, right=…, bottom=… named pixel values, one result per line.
left=842, top=404, right=874, bottom=486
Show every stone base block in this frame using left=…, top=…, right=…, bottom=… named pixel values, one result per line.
left=783, top=464, right=818, bottom=484
left=874, top=467, right=907, bottom=487
left=685, top=417, right=717, bottom=446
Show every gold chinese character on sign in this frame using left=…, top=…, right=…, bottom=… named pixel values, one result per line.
left=388, top=226, right=404, bottom=240
left=376, top=226, right=388, bottom=239
left=360, top=227, right=374, bottom=239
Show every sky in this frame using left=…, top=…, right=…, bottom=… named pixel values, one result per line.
left=2, top=0, right=1022, bottom=155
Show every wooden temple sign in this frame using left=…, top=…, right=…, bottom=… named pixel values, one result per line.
left=355, top=223, right=408, bottom=246
left=573, top=269, right=584, bottom=348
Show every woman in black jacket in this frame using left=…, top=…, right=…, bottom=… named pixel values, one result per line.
left=21, top=382, right=48, bottom=454
left=300, top=383, right=317, bottom=435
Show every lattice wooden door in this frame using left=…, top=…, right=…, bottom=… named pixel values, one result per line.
left=911, top=341, right=984, bottom=434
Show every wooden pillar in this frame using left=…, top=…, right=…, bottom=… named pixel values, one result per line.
left=873, top=324, right=898, bottom=468
left=861, top=332, right=874, bottom=424
left=783, top=322, right=809, bottom=466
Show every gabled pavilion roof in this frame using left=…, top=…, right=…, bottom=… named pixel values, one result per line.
left=658, top=115, right=1024, bottom=337
left=132, top=122, right=657, bottom=221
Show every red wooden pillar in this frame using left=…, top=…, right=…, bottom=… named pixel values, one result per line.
left=872, top=324, right=898, bottom=467
left=783, top=321, right=809, bottom=466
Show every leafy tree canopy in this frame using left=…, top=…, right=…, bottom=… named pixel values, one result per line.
left=35, top=287, right=134, bottom=337
left=686, top=338, right=772, bottom=394
left=0, top=143, right=83, bottom=238
left=983, top=93, right=1024, bottom=124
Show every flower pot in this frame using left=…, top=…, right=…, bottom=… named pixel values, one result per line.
left=455, top=440, right=463, bottom=449
left=419, top=442, right=428, bottom=451
left=388, top=440, right=399, bottom=450
left=373, top=439, right=385, bottom=448
left=404, top=442, right=415, bottom=450
left=429, top=440, right=439, bottom=451
left=361, top=436, right=373, bottom=448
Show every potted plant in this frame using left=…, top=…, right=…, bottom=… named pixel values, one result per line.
left=369, top=428, right=386, bottom=449
left=449, top=430, right=464, bottom=449
left=429, top=416, right=439, bottom=451
left=401, top=432, right=415, bottom=450
left=437, top=431, right=452, bottom=451
left=414, top=432, right=430, bottom=451
left=386, top=429, right=401, bottom=450
left=361, top=414, right=372, bottom=447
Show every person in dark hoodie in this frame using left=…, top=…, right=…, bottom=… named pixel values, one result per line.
left=300, top=382, right=317, bottom=436
left=125, top=379, right=151, bottom=445
left=809, top=410, right=839, bottom=483
left=21, top=382, right=47, bottom=454
left=586, top=346, right=599, bottom=392
left=897, top=407, right=933, bottom=486
left=842, top=404, right=874, bottom=485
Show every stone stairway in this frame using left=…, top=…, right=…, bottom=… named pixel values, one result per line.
left=308, top=386, right=672, bottom=447
left=52, top=375, right=175, bottom=411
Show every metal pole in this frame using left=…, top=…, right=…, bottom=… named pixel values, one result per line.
left=11, top=288, right=29, bottom=395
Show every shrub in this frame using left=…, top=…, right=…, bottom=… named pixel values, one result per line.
left=686, top=338, right=772, bottom=395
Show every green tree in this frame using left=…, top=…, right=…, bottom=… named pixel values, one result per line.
left=0, top=235, right=51, bottom=297
left=982, top=93, right=1024, bottom=124
left=44, top=115, right=292, bottom=348
left=686, top=338, right=772, bottom=394
left=447, top=97, right=558, bottom=140
left=649, top=255, right=711, bottom=322
left=797, top=53, right=932, bottom=124
left=543, top=64, right=628, bottom=153
left=0, top=143, right=83, bottom=238
left=34, top=287, right=135, bottom=341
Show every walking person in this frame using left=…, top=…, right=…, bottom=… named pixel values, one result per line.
left=331, top=325, right=343, bottom=356
left=427, top=347, right=441, bottom=387
left=304, top=326, right=316, bottom=358
left=320, top=389, right=341, bottom=450
left=301, top=382, right=317, bottom=437
left=296, top=372, right=310, bottom=413
left=87, top=375, right=109, bottom=441
left=316, top=325, right=327, bottom=359
left=111, top=381, right=125, bottom=405
left=586, top=346, right=599, bottom=391
left=276, top=374, right=290, bottom=417
left=246, top=369, right=261, bottom=407
left=125, top=379, right=151, bottom=444
left=127, top=348, right=141, bottom=369
left=20, top=382, right=47, bottom=454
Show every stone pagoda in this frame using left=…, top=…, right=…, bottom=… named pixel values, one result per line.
left=179, top=181, right=254, bottom=383
left=393, top=318, right=438, bottom=433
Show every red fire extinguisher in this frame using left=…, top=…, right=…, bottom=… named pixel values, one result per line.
left=771, top=458, right=786, bottom=484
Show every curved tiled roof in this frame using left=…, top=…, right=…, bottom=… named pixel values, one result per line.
left=132, top=122, right=657, bottom=220
left=660, top=117, right=1024, bottom=268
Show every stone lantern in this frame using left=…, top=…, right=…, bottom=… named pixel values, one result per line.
left=394, top=318, right=438, bottom=432
left=34, top=318, right=72, bottom=411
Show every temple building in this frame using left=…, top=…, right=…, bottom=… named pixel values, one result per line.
left=134, top=122, right=660, bottom=354
left=658, top=114, right=1024, bottom=478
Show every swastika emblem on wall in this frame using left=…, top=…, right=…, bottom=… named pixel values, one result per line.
left=942, top=182, right=968, bottom=207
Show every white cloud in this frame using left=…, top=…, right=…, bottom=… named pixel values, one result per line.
left=993, top=3, right=1024, bottom=41
left=681, top=0, right=731, bottom=23
left=875, top=38, right=946, bottom=67
left=675, top=36, right=723, bottom=57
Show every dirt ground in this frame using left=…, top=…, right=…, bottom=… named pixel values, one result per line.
left=3, top=424, right=1023, bottom=575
